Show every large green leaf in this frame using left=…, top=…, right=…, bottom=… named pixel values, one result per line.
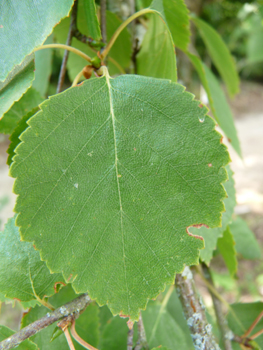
left=217, top=226, right=237, bottom=277
left=0, top=55, right=35, bottom=120
left=32, top=35, right=53, bottom=97
left=137, top=14, right=177, bottom=82
left=53, top=3, right=131, bottom=79
left=7, top=107, right=39, bottom=166
left=227, top=302, right=263, bottom=349
left=11, top=72, right=229, bottom=319
left=150, top=0, right=190, bottom=51
left=191, top=16, right=239, bottom=97
left=189, top=165, right=235, bottom=264
left=83, top=0, right=101, bottom=41
left=187, top=53, right=241, bottom=157
left=100, top=316, right=128, bottom=350
left=0, top=325, right=37, bottom=350
left=0, top=88, right=42, bottom=135
left=0, top=217, right=64, bottom=302
left=229, top=217, right=261, bottom=260
left=0, top=0, right=74, bottom=81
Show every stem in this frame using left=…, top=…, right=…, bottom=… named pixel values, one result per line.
left=176, top=267, right=221, bottom=350
left=243, top=311, right=263, bottom=338
left=127, top=326, right=134, bottom=350
left=72, top=69, right=84, bottom=87
left=34, top=44, right=91, bottom=63
left=70, top=320, right=99, bottom=350
left=64, top=328, right=76, bottom=350
left=57, top=0, right=78, bottom=93
left=101, top=8, right=156, bottom=60
left=202, top=263, right=233, bottom=350
left=100, top=0, right=107, bottom=44
left=134, top=313, right=148, bottom=350
left=0, top=294, right=91, bottom=350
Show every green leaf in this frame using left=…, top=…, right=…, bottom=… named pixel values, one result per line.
left=11, top=73, right=229, bottom=319
left=100, top=316, right=128, bottom=350
left=0, top=55, right=35, bottom=120
left=142, top=299, right=190, bottom=349
left=53, top=3, right=131, bottom=78
left=229, top=217, right=261, bottom=260
left=7, top=107, right=40, bottom=166
left=83, top=0, right=101, bottom=41
left=137, top=14, right=177, bottom=82
left=202, top=65, right=242, bottom=157
left=217, top=226, right=237, bottom=277
left=0, top=88, right=42, bottom=135
left=0, top=0, right=74, bottom=81
left=0, top=217, right=64, bottom=302
left=33, top=35, right=53, bottom=97
left=227, top=302, right=263, bottom=349
left=189, top=165, right=235, bottom=264
left=0, top=325, right=38, bottom=349
left=150, top=0, right=190, bottom=51
left=191, top=16, right=239, bottom=97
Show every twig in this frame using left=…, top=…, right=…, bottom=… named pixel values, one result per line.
left=100, top=0, right=107, bottom=44
left=134, top=313, right=148, bottom=350
left=202, top=263, right=233, bottom=350
left=70, top=319, right=99, bottom=350
left=0, top=294, right=91, bottom=350
left=175, top=267, right=221, bottom=350
left=243, top=311, right=263, bottom=338
left=57, top=0, right=78, bottom=93
left=127, top=326, right=134, bottom=350
left=64, top=328, right=76, bottom=350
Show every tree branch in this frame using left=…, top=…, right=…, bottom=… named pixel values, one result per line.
left=0, top=294, right=91, bottom=350
left=127, top=326, right=134, bottom=350
left=57, top=0, right=78, bottom=93
left=175, top=267, right=221, bottom=350
left=202, top=263, right=233, bottom=350
left=134, top=313, right=148, bottom=350
left=100, top=0, right=107, bottom=44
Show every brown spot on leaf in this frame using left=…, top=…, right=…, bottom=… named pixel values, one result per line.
left=208, top=163, right=212, bottom=167
left=0, top=25, right=3, bottom=28
left=198, top=103, right=203, bottom=108
left=186, top=224, right=209, bottom=240
left=228, top=138, right=232, bottom=143
left=54, top=281, right=66, bottom=293
left=220, top=137, right=223, bottom=144
left=67, top=274, right=73, bottom=282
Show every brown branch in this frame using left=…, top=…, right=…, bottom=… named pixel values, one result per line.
left=57, top=0, right=78, bottom=93
left=175, top=267, right=221, bottom=350
left=100, top=0, right=107, bottom=44
left=0, top=294, right=91, bottom=350
left=134, top=313, right=148, bottom=350
left=202, top=263, right=233, bottom=350
left=127, top=326, right=134, bottom=350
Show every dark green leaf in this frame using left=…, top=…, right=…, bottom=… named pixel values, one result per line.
left=190, top=165, right=235, bottom=264
left=7, top=107, right=39, bottom=166
left=0, top=0, right=74, bottom=81
left=33, top=35, right=53, bottom=97
left=0, top=55, right=35, bottom=120
left=191, top=16, right=239, bottom=97
left=0, top=88, right=42, bottom=135
left=229, top=217, right=261, bottom=260
left=150, top=0, right=190, bottom=51
left=227, top=302, right=263, bottom=349
left=100, top=316, right=128, bottom=350
left=137, top=14, right=177, bottom=82
left=11, top=72, right=229, bottom=319
left=0, top=325, right=38, bottom=349
left=0, top=217, right=64, bottom=302
left=217, top=226, right=237, bottom=277
left=83, top=0, right=101, bottom=41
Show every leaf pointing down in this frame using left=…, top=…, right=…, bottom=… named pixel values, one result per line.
left=11, top=71, right=230, bottom=319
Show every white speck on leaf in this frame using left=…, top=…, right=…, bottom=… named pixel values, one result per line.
left=74, top=183, right=78, bottom=189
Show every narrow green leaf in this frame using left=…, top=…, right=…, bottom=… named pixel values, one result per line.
left=217, top=226, right=238, bottom=277
left=0, top=55, right=35, bottom=120
left=150, top=0, right=190, bottom=51
left=142, top=300, right=190, bottom=349
left=11, top=73, right=229, bottom=319
left=227, top=302, right=263, bottom=349
left=0, top=88, right=42, bottom=135
left=83, top=0, right=101, bottom=41
left=0, top=0, right=74, bottom=81
left=0, top=326, right=38, bottom=349
left=53, top=3, right=131, bottom=79
left=33, top=35, right=53, bottom=97
left=137, top=14, right=177, bottom=82
left=187, top=53, right=241, bottom=157
left=7, top=107, right=39, bottom=166
left=0, top=217, right=64, bottom=302
left=229, top=217, right=261, bottom=260
left=191, top=16, right=239, bottom=97
left=190, top=165, right=235, bottom=264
